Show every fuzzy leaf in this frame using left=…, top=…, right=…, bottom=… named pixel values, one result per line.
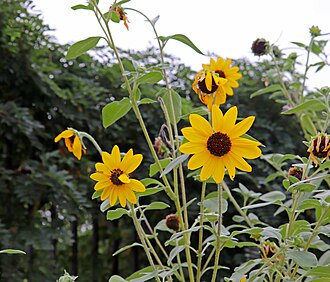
left=159, top=34, right=204, bottom=55
left=66, top=36, right=102, bottom=60
left=102, top=98, right=132, bottom=128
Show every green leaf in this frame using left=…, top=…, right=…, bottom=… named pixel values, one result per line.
left=71, top=4, right=93, bottom=11
left=112, top=242, right=143, bottom=256
left=138, top=98, right=156, bottom=105
left=160, top=154, right=188, bottom=177
left=137, top=72, right=162, bottom=84
left=204, top=197, right=228, bottom=214
left=66, top=36, right=102, bottom=60
left=137, top=187, right=163, bottom=197
left=100, top=199, right=110, bottom=212
left=288, top=183, right=317, bottom=192
left=222, top=240, right=258, bottom=248
left=102, top=98, right=132, bottom=128
left=110, top=10, right=120, bottom=23
left=167, top=245, right=185, bottom=265
left=149, top=158, right=171, bottom=177
left=140, top=178, right=164, bottom=187
left=162, top=89, right=182, bottom=125
left=287, top=250, right=317, bottom=267
left=260, top=191, right=286, bottom=202
left=115, top=0, right=131, bottom=6
left=291, top=41, right=307, bottom=48
left=108, top=275, right=128, bottom=282
left=106, top=208, right=130, bottom=220
left=125, top=266, right=157, bottom=281
left=250, top=84, right=282, bottom=98
left=92, top=190, right=102, bottom=199
left=0, top=249, right=26, bottom=255
left=159, top=34, right=204, bottom=55
left=144, top=201, right=170, bottom=211
left=282, top=100, right=326, bottom=115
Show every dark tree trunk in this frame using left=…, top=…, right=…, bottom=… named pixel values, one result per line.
left=71, top=216, right=78, bottom=276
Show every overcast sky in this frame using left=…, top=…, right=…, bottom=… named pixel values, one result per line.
left=33, top=0, right=330, bottom=88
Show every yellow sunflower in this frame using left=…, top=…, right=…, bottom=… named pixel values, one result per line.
left=54, top=129, right=85, bottom=160
left=90, top=145, right=145, bottom=207
left=179, top=105, right=262, bottom=183
left=192, top=70, right=227, bottom=110
left=202, top=57, right=242, bottom=96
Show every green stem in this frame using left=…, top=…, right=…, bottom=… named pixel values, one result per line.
left=222, top=181, right=254, bottom=228
left=196, top=182, right=207, bottom=282
left=301, top=37, right=314, bottom=99
left=129, top=204, right=161, bottom=282
left=77, top=131, right=103, bottom=157
left=211, top=183, right=223, bottom=282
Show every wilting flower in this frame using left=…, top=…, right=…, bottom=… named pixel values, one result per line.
left=111, top=5, right=129, bottom=30
left=192, top=70, right=227, bottom=110
left=90, top=145, right=145, bottom=207
left=251, top=38, right=269, bottom=56
left=179, top=105, right=262, bottom=183
left=288, top=167, right=303, bottom=181
left=202, top=57, right=242, bottom=96
left=307, top=133, right=330, bottom=166
left=260, top=241, right=280, bottom=263
left=54, top=129, right=85, bottom=160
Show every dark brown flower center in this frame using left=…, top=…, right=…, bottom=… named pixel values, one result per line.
left=110, top=168, right=124, bottom=185
left=69, top=135, right=75, bottom=145
left=215, top=70, right=226, bottom=78
left=312, top=136, right=329, bottom=158
left=198, top=75, right=218, bottom=94
left=207, top=132, right=231, bottom=157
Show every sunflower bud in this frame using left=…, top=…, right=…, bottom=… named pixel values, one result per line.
left=307, top=133, right=330, bottom=166
left=165, top=214, right=180, bottom=231
left=251, top=38, right=269, bottom=56
left=309, top=25, right=321, bottom=37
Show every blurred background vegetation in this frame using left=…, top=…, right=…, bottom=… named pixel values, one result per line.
left=0, top=0, right=307, bottom=281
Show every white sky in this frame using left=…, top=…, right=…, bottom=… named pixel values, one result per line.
left=33, top=0, right=330, bottom=88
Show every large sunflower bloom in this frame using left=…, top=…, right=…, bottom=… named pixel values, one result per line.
left=179, top=105, right=262, bottom=183
left=90, top=145, right=145, bottom=207
left=202, top=57, right=242, bottom=96
left=192, top=70, right=227, bottom=110
left=54, top=129, right=85, bottom=160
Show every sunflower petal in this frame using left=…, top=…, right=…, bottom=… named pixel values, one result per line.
left=212, top=105, right=224, bottom=132
left=101, top=187, right=111, bottom=201
left=111, top=145, right=121, bottom=166
left=230, top=152, right=252, bottom=172
left=189, top=114, right=212, bottom=136
left=90, top=172, right=108, bottom=181
left=124, top=187, right=137, bottom=204
left=187, top=151, right=210, bottom=170
left=110, top=187, right=118, bottom=206
left=222, top=154, right=236, bottom=181
left=118, top=191, right=127, bottom=207
left=223, top=106, right=237, bottom=134
left=102, top=151, right=116, bottom=170
left=130, top=179, right=146, bottom=192
left=213, top=157, right=225, bottom=183
left=205, top=72, right=213, bottom=91
left=179, top=142, right=207, bottom=155
left=94, top=181, right=110, bottom=191
left=229, top=116, right=255, bottom=138
left=121, top=153, right=143, bottom=174
left=54, top=130, right=74, bottom=142
left=231, top=143, right=262, bottom=159
left=95, top=163, right=111, bottom=175
left=181, top=127, right=207, bottom=143
left=199, top=155, right=212, bottom=181
left=119, top=173, right=130, bottom=184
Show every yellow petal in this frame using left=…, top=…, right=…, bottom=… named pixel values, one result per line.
left=130, top=179, right=146, bottom=192
left=211, top=105, right=224, bottom=132
left=205, top=72, right=213, bottom=91
left=72, top=136, right=82, bottom=160
left=118, top=191, right=127, bottom=207
left=212, top=157, right=225, bottom=183
left=65, top=138, right=74, bottom=152
left=95, top=163, right=111, bottom=175
left=231, top=142, right=262, bottom=159
left=214, top=88, right=226, bottom=105
left=94, top=181, right=110, bottom=191
left=189, top=114, right=212, bottom=136
left=231, top=137, right=261, bottom=148
left=102, top=151, right=116, bottom=169
left=222, top=106, right=237, bottom=134
left=198, top=94, right=214, bottom=110
left=118, top=173, right=130, bottom=184
left=229, top=116, right=255, bottom=138
left=110, top=187, right=118, bottom=206
left=188, top=151, right=210, bottom=170
left=101, top=187, right=111, bottom=201
left=111, top=145, right=121, bottom=166
left=199, top=155, right=212, bottom=181
left=179, top=142, right=207, bottom=155
left=121, top=151, right=143, bottom=174
left=230, top=152, right=252, bottom=172
left=54, top=129, right=74, bottom=142
left=90, top=172, right=109, bottom=182
left=124, top=186, right=137, bottom=204
left=222, top=154, right=236, bottom=181
left=181, top=127, right=207, bottom=143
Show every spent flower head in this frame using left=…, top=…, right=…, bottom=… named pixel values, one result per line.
left=179, top=105, right=262, bottom=183
left=251, top=38, right=269, bottom=56
left=90, top=145, right=145, bottom=207
left=307, top=133, right=330, bottom=166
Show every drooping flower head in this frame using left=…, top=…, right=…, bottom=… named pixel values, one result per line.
left=307, top=133, right=330, bottom=166
left=179, top=105, right=262, bottom=183
left=251, top=38, right=269, bottom=56
left=202, top=57, right=242, bottom=96
left=110, top=5, right=129, bottom=30
left=90, top=145, right=145, bottom=207
left=192, top=70, right=227, bottom=110
left=54, top=129, right=85, bottom=160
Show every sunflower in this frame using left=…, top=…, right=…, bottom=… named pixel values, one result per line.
left=90, top=145, right=145, bottom=207
left=54, top=129, right=85, bottom=160
left=179, top=105, right=262, bottom=183
left=192, top=70, right=227, bottom=110
left=202, top=57, right=242, bottom=96
left=307, top=133, right=330, bottom=166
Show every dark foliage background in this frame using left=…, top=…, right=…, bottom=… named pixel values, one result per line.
left=0, top=1, right=306, bottom=281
